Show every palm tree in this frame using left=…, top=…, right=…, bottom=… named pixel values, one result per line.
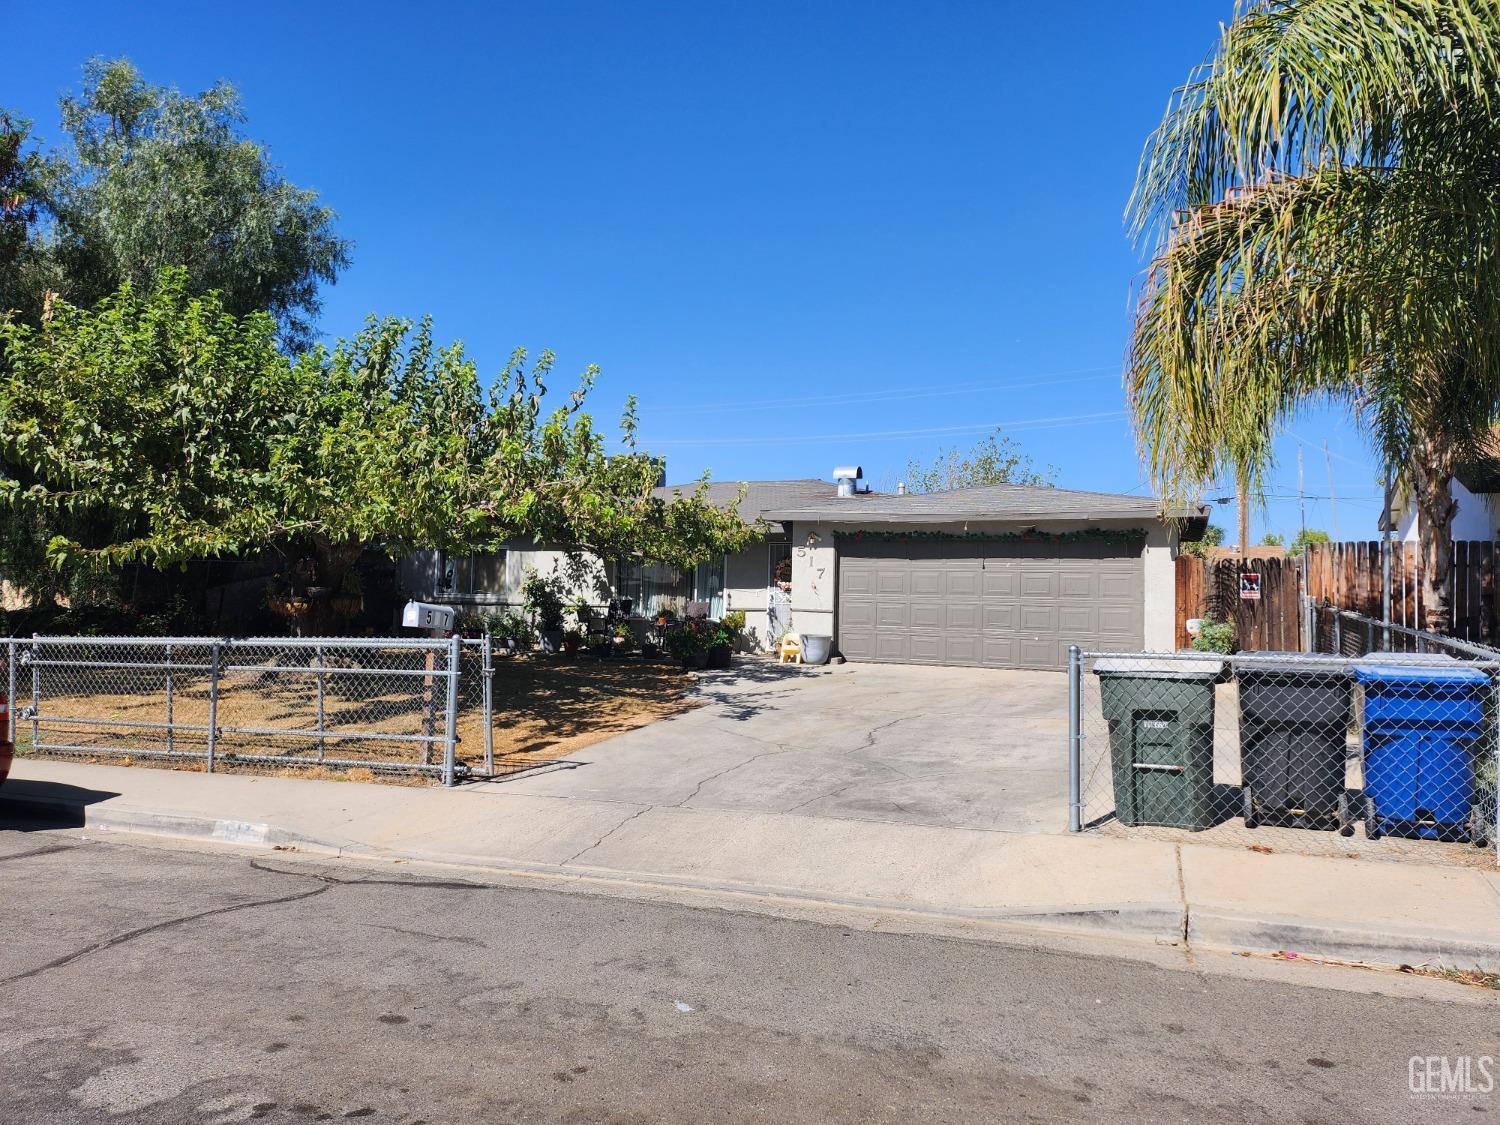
left=1128, top=0, right=1500, bottom=631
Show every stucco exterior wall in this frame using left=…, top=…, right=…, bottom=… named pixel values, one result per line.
left=1396, top=478, right=1497, bottom=543
left=722, top=539, right=789, bottom=652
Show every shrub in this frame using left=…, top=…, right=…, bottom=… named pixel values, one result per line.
left=522, top=571, right=567, bottom=631
left=1191, top=615, right=1235, bottom=654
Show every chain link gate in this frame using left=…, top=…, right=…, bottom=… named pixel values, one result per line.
left=12, top=635, right=464, bottom=784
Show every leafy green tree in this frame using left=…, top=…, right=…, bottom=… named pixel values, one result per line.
left=12, top=58, right=349, bottom=347
left=1259, top=533, right=1284, bottom=547
left=1127, top=0, right=1500, bottom=631
left=1288, top=528, right=1331, bottom=555
left=0, top=112, right=55, bottom=324
left=1180, top=523, right=1224, bottom=560
left=904, top=427, right=1056, bottom=493
left=0, top=273, right=754, bottom=626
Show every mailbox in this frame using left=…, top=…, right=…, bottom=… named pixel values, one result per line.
left=402, top=600, right=456, bottom=633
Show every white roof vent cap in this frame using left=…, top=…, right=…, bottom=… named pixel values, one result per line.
left=832, top=465, right=863, bottom=480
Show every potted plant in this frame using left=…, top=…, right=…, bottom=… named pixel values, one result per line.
left=523, top=571, right=567, bottom=653
left=655, top=606, right=677, bottom=629
left=586, top=632, right=612, bottom=660
left=612, top=621, right=637, bottom=657
left=664, top=618, right=710, bottom=670
left=561, top=626, right=584, bottom=656
left=704, top=617, right=736, bottom=669
left=574, top=599, right=597, bottom=631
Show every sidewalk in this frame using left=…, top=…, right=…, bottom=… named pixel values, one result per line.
left=5, top=757, right=1500, bottom=971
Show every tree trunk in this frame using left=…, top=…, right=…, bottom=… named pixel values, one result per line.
left=1236, top=468, right=1250, bottom=557
left=1407, top=444, right=1457, bottom=634
left=307, top=535, right=364, bottom=635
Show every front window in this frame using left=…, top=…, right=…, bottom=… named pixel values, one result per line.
left=616, top=556, right=726, bottom=618
left=436, top=551, right=507, bottom=600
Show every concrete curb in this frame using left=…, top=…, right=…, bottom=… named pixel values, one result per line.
left=1189, top=909, right=1500, bottom=974
left=0, top=792, right=345, bottom=856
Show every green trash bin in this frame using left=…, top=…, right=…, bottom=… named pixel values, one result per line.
left=1095, top=656, right=1225, bottom=830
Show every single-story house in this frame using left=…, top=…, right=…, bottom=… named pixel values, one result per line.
left=400, top=468, right=1205, bottom=670
left=1383, top=462, right=1500, bottom=543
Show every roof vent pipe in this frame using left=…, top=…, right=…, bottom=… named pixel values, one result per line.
left=897, top=482, right=906, bottom=495
left=833, top=464, right=863, bottom=498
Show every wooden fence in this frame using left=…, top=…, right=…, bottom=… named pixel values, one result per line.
left=1303, top=540, right=1498, bottom=642
left=1175, top=539, right=1500, bottom=651
left=1175, top=554, right=1303, bottom=651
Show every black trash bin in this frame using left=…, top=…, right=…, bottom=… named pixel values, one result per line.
left=1095, top=655, right=1224, bottom=830
left=1235, top=654, right=1354, bottom=834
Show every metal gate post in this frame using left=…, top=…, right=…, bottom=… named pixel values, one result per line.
left=1493, top=674, right=1500, bottom=867
left=315, top=642, right=326, bottom=761
left=164, top=643, right=175, bottom=756
left=205, top=640, right=222, bottom=773
left=481, top=633, right=494, bottom=776
left=1067, top=644, right=1084, bottom=832
left=7, top=638, right=16, bottom=744
left=29, top=635, right=40, bottom=752
left=442, top=633, right=461, bottom=787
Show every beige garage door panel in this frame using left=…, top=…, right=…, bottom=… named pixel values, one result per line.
left=836, top=539, right=1144, bottom=671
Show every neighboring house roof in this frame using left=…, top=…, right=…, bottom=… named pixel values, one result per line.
left=763, top=481, right=1199, bottom=525
left=654, top=478, right=851, bottom=534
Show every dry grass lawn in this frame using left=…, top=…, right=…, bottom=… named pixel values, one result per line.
left=17, top=653, right=694, bottom=784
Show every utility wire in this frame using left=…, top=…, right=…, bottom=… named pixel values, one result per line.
left=639, top=366, right=1120, bottom=416
left=638, top=410, right=1127, bottom=448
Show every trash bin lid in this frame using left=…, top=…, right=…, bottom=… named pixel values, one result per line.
left=1352, top=660, right=1490, bottom=686
left=1093, top=655, right=1224, bottom=680
left=1234, top=651, right=1351, bottom=678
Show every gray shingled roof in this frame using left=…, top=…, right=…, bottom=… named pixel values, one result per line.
left=762, top=482, right=1198, bottom=524
left=652, top=479, right=844, bottom=533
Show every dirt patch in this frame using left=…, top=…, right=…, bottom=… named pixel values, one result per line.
left=469, top=658, right=695, bottom=776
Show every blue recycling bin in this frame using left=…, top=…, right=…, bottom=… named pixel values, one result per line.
left=1353, top=660, right=1491, bottom=844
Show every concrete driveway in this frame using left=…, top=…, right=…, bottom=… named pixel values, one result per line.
left=495, top=661, right=1070, bottom=834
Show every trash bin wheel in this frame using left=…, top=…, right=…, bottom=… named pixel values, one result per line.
left=1241, top=785, right=1257, bottom=830
left=1467, top=806, right=1490, bottom=850
left=1363, top=795, right=1381, bottom=841
left=1336, top=792, right=1354, bottom=838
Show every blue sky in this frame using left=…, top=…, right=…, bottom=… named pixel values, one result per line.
left=9, top=0, right=1385, bottom=542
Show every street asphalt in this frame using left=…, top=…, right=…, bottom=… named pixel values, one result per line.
left=2, top=826, right=1497, bottom=1123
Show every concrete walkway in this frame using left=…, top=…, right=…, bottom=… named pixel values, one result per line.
left=6, top=757, right=1500, bottom=972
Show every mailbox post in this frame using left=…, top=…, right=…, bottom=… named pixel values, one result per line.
left=402, top=602, right=459, bottom=784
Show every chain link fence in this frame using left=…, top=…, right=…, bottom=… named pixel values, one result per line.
left=1068, top=646, right=1500, bottom=867
left=6, top=635, right=466, bottom=784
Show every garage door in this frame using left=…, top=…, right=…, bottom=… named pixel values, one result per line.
left=836, top=539, right=1143, bottom=670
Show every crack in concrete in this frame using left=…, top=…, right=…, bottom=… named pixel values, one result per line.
left=2, top=859, right=488, bottom=987
left=1174, top=845, right=1194, bottom=964
left=0, top=843, right=76, bottom=864
left=559, top=805, right=652, bottom=866
left=781, top=715, right=928, bottom=813
left=674, top=743, right=798, bottom=808
left=1, top=879, right=332, bottom=987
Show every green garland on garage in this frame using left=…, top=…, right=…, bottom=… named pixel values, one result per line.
left=832, top=528, right=1149, bottom=545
